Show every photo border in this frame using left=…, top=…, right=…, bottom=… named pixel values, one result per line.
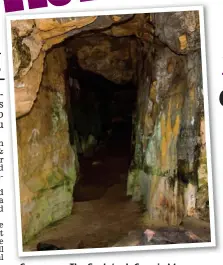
left=5, top=5, right=216, bottom=257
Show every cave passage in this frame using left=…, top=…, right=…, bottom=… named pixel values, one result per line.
left=34, top=53, right=143, bottom=250
left=66, top=54, right=137, bottom=202
left=14, top=13, right=211, bottom=251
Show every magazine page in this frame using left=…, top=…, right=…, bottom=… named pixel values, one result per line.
left=0, top=0, right=221, bottom=264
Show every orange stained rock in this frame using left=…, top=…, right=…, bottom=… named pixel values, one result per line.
left=149, top=81, right=157, bottom=102
left=167, top=63, right=174, bottom=73
left=189, top=87, right=195, bottom=102
left=179, top=34, right=187, bottom=50
left=112, top=16, right=121, bottom=22
left=173, top=115, right=181, bottom=137
left=35, top=17, right=97, bottom=33
left=160, top=97, right=182, bottom=171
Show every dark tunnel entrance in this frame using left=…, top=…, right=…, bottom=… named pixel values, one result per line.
left=15, top=13, right=211, bottom=251
left=65, top=54, right=138, bottom=202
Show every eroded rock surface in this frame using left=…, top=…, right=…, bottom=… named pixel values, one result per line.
left=152, top=11, right=200, bottom=54
left=11, top=15, right=135, bottom=118
left=17, top=48, right=77, bottom=243
left=127, top=11, right=209, bottom=225
left=11, top=11, right=209, bottom=244
left=66, top=34, right=137, bottom=84
left=113, top=227, right=205, bottom=247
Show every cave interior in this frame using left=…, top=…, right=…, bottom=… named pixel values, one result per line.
left=12, top=12, right=210, bottom=250
left=61, top=31, right=142, bottom=202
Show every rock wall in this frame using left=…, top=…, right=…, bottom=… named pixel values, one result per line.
left=11, top=15, right=135, bottom=118
left=11, top=11, right=209, bottom=243
left=66, top=33, right=137, bottom=84
left=12, top=14, right=152, bottom=244
left=127, top=11, right=209, bottom=225
left=17, top=47, right=77, bottom=243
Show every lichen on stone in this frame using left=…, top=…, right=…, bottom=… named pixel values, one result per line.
left=51, top=91, right=67, bottom=134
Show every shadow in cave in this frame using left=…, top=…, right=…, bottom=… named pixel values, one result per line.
left=65, top=55, right=137, bottom=202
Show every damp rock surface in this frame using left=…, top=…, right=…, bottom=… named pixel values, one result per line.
left=12, top=11, right=209, bottom=245
left=17, top=48, right=78, bottom=243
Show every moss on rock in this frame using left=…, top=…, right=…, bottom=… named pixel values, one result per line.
left=23, top=183, right=73, bottom=243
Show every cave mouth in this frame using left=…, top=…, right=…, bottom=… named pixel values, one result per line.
left=65, top=54, right=137, bottom=202
left=20, top=24, right=149, bottom=249
left=13, top=12, right=211, bottom=250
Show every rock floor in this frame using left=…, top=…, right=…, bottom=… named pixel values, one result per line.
left=24, top=183, right=142, bottom=251
left=23, top=122, right=211, bottom=252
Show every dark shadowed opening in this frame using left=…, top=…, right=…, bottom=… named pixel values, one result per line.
left=65, top=54, right=137, bottom=202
